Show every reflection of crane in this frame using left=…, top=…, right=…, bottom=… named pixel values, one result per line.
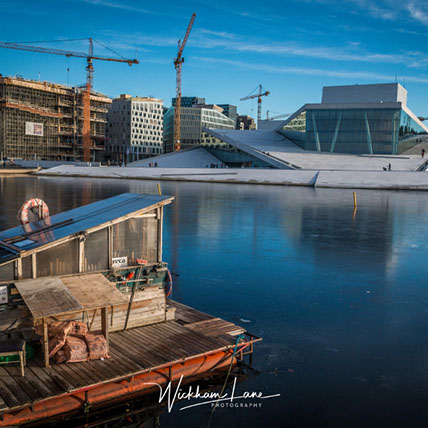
left=0, top=38, right=139, bottom=161
left=173, top=13, right=196, bottom=152
left=266, top=110, right=293, bottom=120
left=240, top=84, right=270, bottom=126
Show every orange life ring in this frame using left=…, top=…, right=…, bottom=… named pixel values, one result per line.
left=18, top=198, right=50, bottom=225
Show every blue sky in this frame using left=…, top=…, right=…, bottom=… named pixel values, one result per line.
left=2, top=0, right=428, bottom=117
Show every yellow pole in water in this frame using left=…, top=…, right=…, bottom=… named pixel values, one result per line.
left=157, top=183, right=162, bottom=195
left=353, top=192, right=357, bottom=209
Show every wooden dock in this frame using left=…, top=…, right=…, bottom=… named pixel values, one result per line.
left=0, top=300, right=260, bottom=426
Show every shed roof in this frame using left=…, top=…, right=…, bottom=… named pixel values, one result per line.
left=0, top=193, right=173, bottom=264
left=14, top=273, right=127, bottom=319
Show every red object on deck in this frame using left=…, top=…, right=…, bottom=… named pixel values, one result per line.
left=0, top=347, right=241, bottom=426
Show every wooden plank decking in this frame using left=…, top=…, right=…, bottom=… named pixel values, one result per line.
left=0, top=300, right=247, bottom=415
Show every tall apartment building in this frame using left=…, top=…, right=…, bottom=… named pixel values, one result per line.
left=106, top=95, right=163, bottom=162
left=0, top=75, right=111, bottom=161
left=163, top=104, right=235, bottom=153
left=171, top=96, right=206, bottom=107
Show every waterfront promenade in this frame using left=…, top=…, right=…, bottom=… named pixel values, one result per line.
left=38, top=165, right=428, bottom=191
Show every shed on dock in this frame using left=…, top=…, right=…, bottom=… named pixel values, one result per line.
left=0, top=193, right=173, bottom=281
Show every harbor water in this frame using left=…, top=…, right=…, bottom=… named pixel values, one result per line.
left=1, top=175, right=428, bottom=427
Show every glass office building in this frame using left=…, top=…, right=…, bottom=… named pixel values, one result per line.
left=163, top=106, right=235, bottom=152
left=280, top=83, right=428, bottom=155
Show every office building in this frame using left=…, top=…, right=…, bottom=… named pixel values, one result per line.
left=171, top=96, right=206, bottom=107
left=163, top=104, right=235, bottom=153
left=236, top=115, right=256, bottom=130
left=106, top=95, right=163, bottom=162
left=217, top=104, right=238, bottom=123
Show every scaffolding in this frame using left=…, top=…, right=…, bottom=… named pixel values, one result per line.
left=0, top=75, right=111, bottom=161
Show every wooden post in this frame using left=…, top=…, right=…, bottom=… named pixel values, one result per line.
left=108, top=226, right=113, bottom=268
left=101, top=307, right=109, bottom=352
left=15, top=258, right=23, bottom=280
left=31, top=254, right=37, bottom=279
left=19, top=350, right=24, bottom=377
left=43, top=318, right=49, bottom=368
left=78, top=238, right=85, bottom=273
left=157, top=207, right=163, bottom=262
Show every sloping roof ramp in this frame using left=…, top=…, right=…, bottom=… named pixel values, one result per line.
left=14, top=273, right=128, bottom=319
left=0, top=193, right=173, bottom=264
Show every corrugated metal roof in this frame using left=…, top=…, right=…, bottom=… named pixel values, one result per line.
left=0, top=193, right=173, bottom=263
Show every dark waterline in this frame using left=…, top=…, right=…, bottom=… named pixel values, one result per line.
left=1, top=175, right=428, bottom=428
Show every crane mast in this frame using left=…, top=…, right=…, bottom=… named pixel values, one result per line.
left=0, top=38, right=138, bottom=162
left=82, top=38, right=94, bottom=162
left=173, top=13, right=196, bottom=152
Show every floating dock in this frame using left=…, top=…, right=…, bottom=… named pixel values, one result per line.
left=0, top=193, right=261, bottom=426
left=0, top=300, right=259, bottom=426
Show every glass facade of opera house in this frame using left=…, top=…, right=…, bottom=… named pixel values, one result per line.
left=281, top=108, right=427, bottom=155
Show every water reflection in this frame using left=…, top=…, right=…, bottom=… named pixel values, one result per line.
left=2, top=176, right=428, bottom=427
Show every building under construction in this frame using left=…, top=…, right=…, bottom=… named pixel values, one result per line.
left=0, top=75, right=112, bottom=161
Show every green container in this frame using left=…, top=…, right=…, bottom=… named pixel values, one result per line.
left=0, top=343, right=34, bottom=364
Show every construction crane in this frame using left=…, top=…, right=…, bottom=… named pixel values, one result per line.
left=240, top=84, right=270, bottom=126
left=0, top=38, right=139, bottom=161
left=173, top=13, right=196, bottom=152
left=266, top=110, right=292, bottom=120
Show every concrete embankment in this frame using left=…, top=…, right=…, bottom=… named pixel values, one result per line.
left=36, top=165, right=428, bottom=190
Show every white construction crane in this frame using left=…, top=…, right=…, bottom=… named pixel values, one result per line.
left=240, top=84, right=270, bottom=126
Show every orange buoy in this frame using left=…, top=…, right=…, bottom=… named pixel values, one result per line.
left=17, top=198, right=50, bottom=224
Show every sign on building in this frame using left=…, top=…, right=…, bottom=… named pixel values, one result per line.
left=112, top=256, right=128, bottom=268
left=25, top=122, right=44, bottom=136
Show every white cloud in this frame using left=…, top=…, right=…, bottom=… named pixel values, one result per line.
left=99, top=26, right=428, bottom=69
left=194, top=56, right=428, bottom=83
left=81, top=0, right=157, bottom=14
left=198, top=29, right=236, bottom=40
left=407, top=2, right=428, bottom=26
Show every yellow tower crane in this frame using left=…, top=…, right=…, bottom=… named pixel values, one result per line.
left=0, top=38, right=138, bottom=161
left=173, top=13, right=196, bottom=152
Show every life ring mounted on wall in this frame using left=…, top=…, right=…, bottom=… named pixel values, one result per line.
left=18, top=198, right=50, bottom=225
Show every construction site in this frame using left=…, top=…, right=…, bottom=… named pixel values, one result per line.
left=0, top=75, right=111, bottom=161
